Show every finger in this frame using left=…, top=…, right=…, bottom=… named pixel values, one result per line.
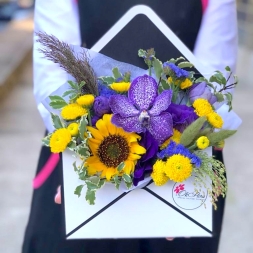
left=54, top=185, right=62, bottom=204
left=166, top=237, right=174, bottom=241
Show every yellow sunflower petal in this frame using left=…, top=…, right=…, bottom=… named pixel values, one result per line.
left=124, top=160, right=135, bottom=175
left=130, top=143, right=146, bottom=155
left=95, top=118, right=109, bottom=137
left=128, top=153, right=141, bottom=161
left=87, top=127, right=104, bottom=140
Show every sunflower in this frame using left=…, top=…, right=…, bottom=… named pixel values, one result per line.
left=86, top=114, right=146, bottom=180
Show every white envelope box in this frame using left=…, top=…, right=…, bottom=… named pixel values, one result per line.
left=60, top=4, right=214, bottom=239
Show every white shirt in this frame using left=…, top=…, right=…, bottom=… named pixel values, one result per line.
left=33, top=0, right=238, bottom=132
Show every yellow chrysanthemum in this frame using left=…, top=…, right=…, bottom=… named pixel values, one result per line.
left=110, top=82, right=131, bottom=92
left=85, top=114, right=146, bottom=180
left=207, top=111, right=224, bottom=129
left=76, top=94, right=95, bottom=107
left=61, top=103, right=87, bottom=120
left=160, top=128, right=181, bottom=149
left=151, top=160, right=169, bottom=186
left=49, top=128, right=72, bottom=153
left=192, top=98, right=213, bottom=117
left=67, top=123, right=79, bottom=136
left=167, top=77, right=180, bottom=85
left=196, top=136, right=210, bottom=149
left=164, top=154, right=192, bottom=182
left=180, top=78, right=193, bottom=89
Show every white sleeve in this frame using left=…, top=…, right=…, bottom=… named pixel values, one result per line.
left=194, top=0, right=238, bottom=75
left=33, top=0, right=81, bottom=132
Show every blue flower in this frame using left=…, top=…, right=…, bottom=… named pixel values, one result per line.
left=164, top=62, right=189, bottom=78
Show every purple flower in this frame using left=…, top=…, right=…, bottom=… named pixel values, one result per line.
left=98, top=83, right=117, bottom=98
left=93, top=96, right=111, bottom=117
left=163, top=62, right=189, bottom=78
left=133, top=131, right=158, bottom=186
left=189, top=82, right=217, bottom=105
left=109, top=75, right=173, bottom=144
left=167, top=103, right=197, bottom=132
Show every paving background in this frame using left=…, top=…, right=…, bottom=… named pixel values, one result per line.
left=0, top=2, right=252, bottom=253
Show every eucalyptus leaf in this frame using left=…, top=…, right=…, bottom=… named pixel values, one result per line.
left=194, top=77, right=207, bottom=83
left=51, top=113, right=64, bottom=129
left=225, top=66, right=231, bottom=72
left=74, top=184, right=84, bottom=197
left=215, top=93, right=224, bottom=102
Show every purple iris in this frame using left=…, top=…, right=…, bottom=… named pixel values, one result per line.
left=133, top=131, right=158, bottom=186
left=167, top=103, right=198, bottom=132
left=109, top=75, right=173, bottom=144
left=189, top=82, right=217, bottom=105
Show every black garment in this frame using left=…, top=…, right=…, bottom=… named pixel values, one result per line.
left=23, top=1, right=226, bottom=252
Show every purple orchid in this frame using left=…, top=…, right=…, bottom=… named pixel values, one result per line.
left=109, top=75, right=173, bottom=144
left=133, top=131, right=158, bottom=186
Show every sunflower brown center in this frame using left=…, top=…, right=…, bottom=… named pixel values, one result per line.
left=97, top=135, right=130, bottom=168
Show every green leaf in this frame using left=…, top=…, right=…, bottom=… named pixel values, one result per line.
left=79, top=115, right=88, bottom=140
left=69, top=93, right=78, bottom=101
left=79, top=81, right=86, bottom=88
left=76, top=145, right=89, bottom=158
left=125, top=181, right=133, bottom=189
left=112, top=67, right=122, bottom=80
left=160, top=79, right=170, bottom=90
left=62, top=90, right=77, bottom=97
left=51, top=113, right=64, bottom=129
left=215, top=93, right=224, bottom=102
left=68, top=140, right=76, bottom=151
left=178, top=61, right=194, bottom=68
left=225, top=66, right=231, bottom=71
left=74, top=185, right=84, bottom=197
left=138, top=49, right=147, bottom=58
left=68, top=80, right=79, bottom=90
left=180, top=117, right=207, bottom=147
left=194, top=77, right=207, bottom=83
left=85, top=190, right=96, bottom=205
left=98, top=179, right=106, bottom=189
left=207, top=130, right=237, bottom=146
left=117, top=162, right=125, bottom=172
left=122, top=174, right=132, bottom=183
left=123, top=72, right=131, bottom=82
left=86, top=181, right=99, bottom=190
left=42, top=134, right=51, bottom=146
left=49, top=95, right=66, bottom=102
left=73, top=161, right=78, bottom=172
left=99, top=76, right=115, bottom=84
left=112, top=175, right=121, bottom=189
left=153, top=58, right=163, bottom=79
left=78, top=170, right=87, bottom=180
left=49, top=100, right=68, bottom=109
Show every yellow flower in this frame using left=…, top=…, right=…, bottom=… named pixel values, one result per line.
left=180, top=78, right=193, bottom=89
left=49, top=128, right=72, bottom=153
left=192, top=98, right=213, bottom=117
left=76, top=94, right=95, bottom=107
left=160, top=129, right=181, bottom=149
left=110, top=82, right=131, bottom=92
left=67, top=123, right=79, bottom=136
left=164, top=154, right=192, bottom=182
left=85, top=114, right=146, bottom=180
left=167, top=77, right=180, bottom=85
left=151, top=160, right=169, bottom=186
left=196, top=136, right=210, bottom=149
left=207, top=111, right=223, bottom=129
left=61, top=103, right=87, bottom=120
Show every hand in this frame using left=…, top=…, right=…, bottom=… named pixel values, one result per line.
left=54, top=185, right=61, bottom=204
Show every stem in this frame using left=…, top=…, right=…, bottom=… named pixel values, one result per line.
left=88, top=109, right=92, bottom=126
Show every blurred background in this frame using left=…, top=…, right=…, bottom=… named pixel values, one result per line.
left=0, top=0, right=252, bottom=252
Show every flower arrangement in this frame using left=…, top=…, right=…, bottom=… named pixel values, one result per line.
left=38, top=33, right=239, bottom=208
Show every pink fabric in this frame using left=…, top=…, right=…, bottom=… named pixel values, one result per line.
left=33, top=153, right=60, bottom=189
left=201, top=0, right=209, bottom=13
